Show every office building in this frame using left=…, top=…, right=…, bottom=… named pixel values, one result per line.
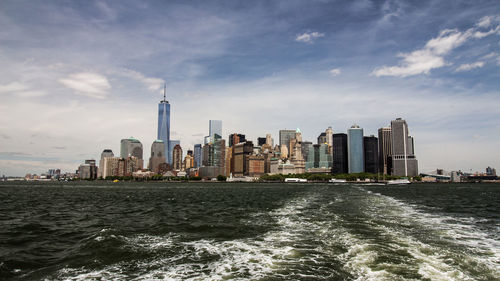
left=289, top=128, right=305, bottom=174
left=209, top=120, right=222, bottom=143
left=279, top=129, right=296, bottom=155
left=378, top=127, right=392, bottom=174
left=172, top=144, right=183, bottom=171
left=257, top=137, right=266, bottom=147
left=332, top=133, right=348, bottom=174
left=97, top=149, right=114, bottom=178
left=390, top=118, right=418, bottom=176
left=348, top=125, right=364, bottom=173
left=78, top=159, right=97, bottom=179
left=305, top=143, right=332, bottom=172
left=194, top=144, right=202, bottom=168
left=168, top=140, right=180, bottom=164
left=149, top=140, right=166, bottom=174
left=363, top=135, right=379, bottom=174
left=232, top=141, right=254, bottom=177
left=120, top=137, right=143, bottom=160
left=229, top=133, right=246, bottom=147
left=158, top=84, right=171, bottom=164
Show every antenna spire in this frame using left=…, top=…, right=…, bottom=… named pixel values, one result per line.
left=163, top=82, right=166, bottom=102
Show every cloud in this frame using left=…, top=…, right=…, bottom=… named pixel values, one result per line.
left=455, top=61, right=485, bottom=72
left=372, top=17, right=499, bottom=77
left=329, top=68, right=341, bottom=76
left=59, top=72, right=111, bottom=99
left=114, top=68, right=164, bottom=91
left=0, top=81, right=28, bottom=93
left=295, top=31, right=324, bottom=43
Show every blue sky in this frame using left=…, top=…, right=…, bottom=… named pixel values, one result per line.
left=1, top=0, right=499, bottom=176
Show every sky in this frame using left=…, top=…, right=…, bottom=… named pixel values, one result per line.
left=0, top=0, right=499, bottom=176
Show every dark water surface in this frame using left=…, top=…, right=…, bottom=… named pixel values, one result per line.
left=0, top=182, right=498, bottom=280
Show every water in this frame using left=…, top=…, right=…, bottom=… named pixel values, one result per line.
left=0, top=182, right=498, bottom=280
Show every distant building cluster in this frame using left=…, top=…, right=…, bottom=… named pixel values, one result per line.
left=70, top=88, right=423, bottom=180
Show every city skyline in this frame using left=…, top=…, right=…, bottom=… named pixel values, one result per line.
left=1, top=1, right=500, bottom=176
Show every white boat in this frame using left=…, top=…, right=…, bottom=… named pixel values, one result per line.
left=329, top=178, right=347, bottom=183
left=387, top=179, right=411, bottom=185
left=284, top=178, right=308, bottom=183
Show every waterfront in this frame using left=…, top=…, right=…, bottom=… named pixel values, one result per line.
left=0, top=182, right=498, bottom=280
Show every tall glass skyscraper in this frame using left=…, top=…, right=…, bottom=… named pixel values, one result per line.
left=209, top=120, right=222, bottom=143
left=158, top=84, right=170, bottom=164
left=348, top=125, right=364, bottom=173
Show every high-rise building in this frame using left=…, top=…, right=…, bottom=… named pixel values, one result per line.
left=172, top=144, right=183, bottom=171
left=378, top=127, right=392, bottom=174
left=390, top=118, right=418, bottom=177
left=194, top=144, right=202, bottom=168
left=158, top=84, right=170, bottom=164
left=78, top=159, right=97, bottom=179
left=317, top=132, right=327, bottom=145
left=363, top=135, right=379, bottom=174
left=301, top=141, right=313, bottom=163
left=97, top=149, right=114, bottom=178
left=183, top=154, right=194, bottom=170
left=257, top=137, right=266, bottom=147
left=149, top=140, right=166, bottom=174
left=289, top=128, right=305, bottom=174
left=229, top=133, right=246, bottom=147
left=332, top=133, right=348, bottom=174
left=168, top=140, right=180, bottom=165
left=120, top=137, right=143, bottom=160
left=279, top=129, right=296, bottom=155
left=325, top=127, right=333, bottom=146
left=232, top=141, right=254, bottom=177
left=266, top=134, right=273, bottom=147
left=348, top=125, right=364, bottom=173
left=305, top=143, right=332, bottom=172
left=209, top=120, right=222, bottom=143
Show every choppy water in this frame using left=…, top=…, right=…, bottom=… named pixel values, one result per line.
left=0, top=182, right=498, bottom=281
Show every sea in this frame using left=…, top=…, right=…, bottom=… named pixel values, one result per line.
left=0, top=182, right=498, bottom=281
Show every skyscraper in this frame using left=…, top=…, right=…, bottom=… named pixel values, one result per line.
left=120, top=137, right=143, bottom=159
left=158, top=84, right=170, bottom=164
left=149, top=140, right=165, bottom=174
left=168, top=140, right=180, bottom=165
left=209, top=120, right=222, bottom=143
left=390, top=118, right=418, bottom=176
left=97, top=149, right=114, bottom=178
left=279, top=129, right=296, bottom=155
left=363, top=135, right=379, bottom=174
left=229, top=133, right=246, bottom=147
left=332, top=133, right=348, bottom=174
left=378, top=127, right=392, bottom=174
left=194, top=144, right=202, bottom=168
left=347, top=125, right=364, bottom=173
left=172, top=144, right=183, bottom=171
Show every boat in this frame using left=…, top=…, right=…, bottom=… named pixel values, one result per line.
left=329, top=178, right=347, bottom=183
left=284, top=178, right=308, bottom=183
left=387, top=179, right=411, bottom=185
left=113, top=179, right=119, bottom=183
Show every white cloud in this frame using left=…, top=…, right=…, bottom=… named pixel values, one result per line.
left=295, top=31, right=324, bottom=43
left=59, top=72, right=111, bottom=99
left=329, top=68, right=341, bottom=76
left=372, top=17, right=499, bottom=77
left=455, top=61, right=485, bottom=72
left=114, top=68, right=164, bottom=91
left=0, top=81, right=29, bottom=93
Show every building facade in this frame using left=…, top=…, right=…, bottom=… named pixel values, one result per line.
left=120, top=137, right=143, bottom=161
left=149, top=140, right=166, bottom=174
left=347, top=125, right=364, bottom=173
left=279, top=129, right=296, bottom=156
left=158, top=86, right=170, bottom=165
left=378, top=127, right=392, bottom=175
left=194, top=144, right=202, bottom=168
left=172, top=144, right=183, bottom=170
left=390, top=118, right=418, bottom=177
left=209, top=120, right=222, bottom=143
left=363, top=135, right=379, bottom=174
left=332, top=133, right=348, bottom=174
